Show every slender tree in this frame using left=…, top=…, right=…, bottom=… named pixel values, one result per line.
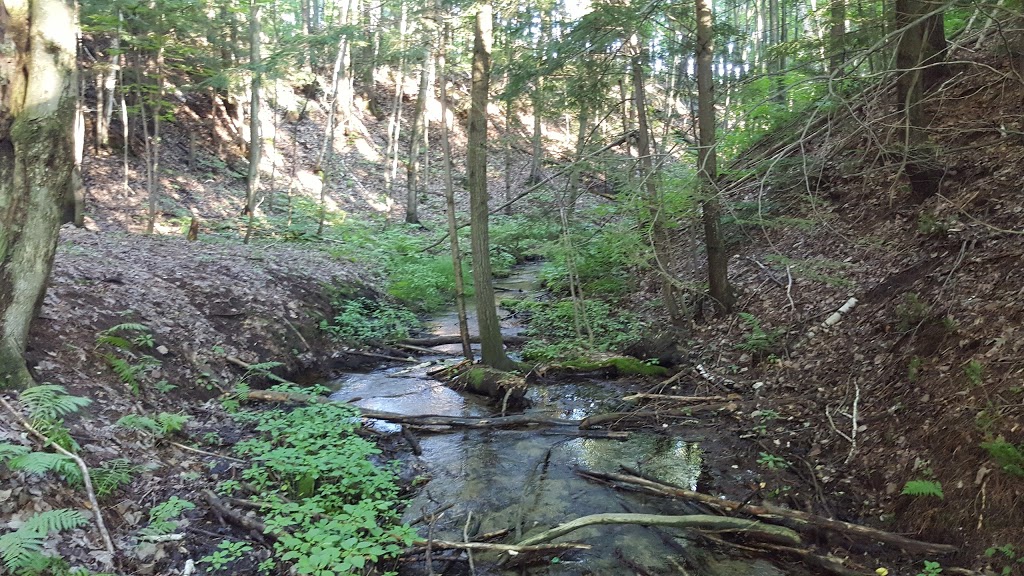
left=244, top=0, right=263, bottom=244
left=696, top=0, right=734, bottom=313
left=0, top=0, right=78, bottom=389
left=468, top=1, right=516, bottom=370
left=437, top=21, right=473, bottom=360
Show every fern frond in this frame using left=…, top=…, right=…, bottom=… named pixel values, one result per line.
left=18, top=385, right=91, bottom=420
left=156, top=413, right=189, bottom=435
left=92, top=459, right=141, bottom=497
left=901, top=479, right=944, bottom=499
left=0, top=509, right=86, bottom=572
left=8, top=452, right=83, bottom=486
left=116, top=414, right=161, bottom=435
left=95, top=334, right=134, bottom=350
left=0, top=442, right=31, bottom=463
left=21, top=509, right=88, bottom=533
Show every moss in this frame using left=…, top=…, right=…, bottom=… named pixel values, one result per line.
left=555, top=356, right=668, bottom=377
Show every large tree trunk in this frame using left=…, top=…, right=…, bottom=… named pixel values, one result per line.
left=695, top=0, right=734, bottom=314
left=0, top=0, right=78, bottom=389
left=468, top=2, right=515, bottom=371
left=406, top=44, right=432, bottom=225
left=895, top=0, right=947, bottom=202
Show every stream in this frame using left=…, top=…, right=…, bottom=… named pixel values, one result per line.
left=330, top=264, right=790, bottom=575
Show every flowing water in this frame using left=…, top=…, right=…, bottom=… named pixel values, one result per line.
left=330, top=264, right=789, bottom=575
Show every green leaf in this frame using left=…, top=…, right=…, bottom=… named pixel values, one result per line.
left=902, top=479, right=944, bottom=499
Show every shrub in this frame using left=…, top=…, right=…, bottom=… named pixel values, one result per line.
left=320, top=298, right=420, bottom=346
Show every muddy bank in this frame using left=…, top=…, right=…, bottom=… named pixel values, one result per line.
left=27, top=227, right=382, bottom=401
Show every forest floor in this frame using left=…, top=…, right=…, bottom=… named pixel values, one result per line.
left=3, top=49, right=1023, bottom=576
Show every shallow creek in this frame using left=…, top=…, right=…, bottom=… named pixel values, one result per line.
left=330, top=265, right=789, bottom=575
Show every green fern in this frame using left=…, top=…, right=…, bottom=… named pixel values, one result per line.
left=0, top=442, right=31, bottom=462
left=7, top=451, right=83, bottom=486
left=96, top=323, right=152, bottom=351
left=18, top=385, right=91, bottom=421
left=116, top=412, right=189, bottom=438
left=0, top=509, right=87, bottom=573
left=902, top=479, right=944, bottom=499
left=981, top=438, right=1024, bottom=478
left=91, top=459, right=142, bottom=497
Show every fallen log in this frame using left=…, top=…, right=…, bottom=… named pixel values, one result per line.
left=407, top=539, right=589, bottom=554
left=580, top=470, right=959, bottom=556
left=515, top=513, right=801, bottom=548
left=242, top=389, right=581, bottom=430
left=403, top=335, right=528, bottom=347
left=579, top=404, right=738, bottom=429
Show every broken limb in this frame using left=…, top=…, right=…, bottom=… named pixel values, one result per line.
left=515, top=513, right=802, bottom=548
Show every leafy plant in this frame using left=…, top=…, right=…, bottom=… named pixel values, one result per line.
left=91, top=459, right=142, bottom=497
left=916, top=560, right=942, bottom=576
left=116, top=412, right=190, bottom=439
left=757, top=452, right=789, bottom=470
left=980, top=438, right=1024, bottom=478
left=901, top=479, right=944, bottom=499
left=963, top=360, right=984, bottom=387
left=735, top=313, right=785, bottom=357
left=139, top=496, right=195, bottom=538
left=0, top=509, right=88, bottom=574
left=896, top=293, right=931, bottom=332
left=200, top=540, right=252, bottom=572
left=0, top=447, right=83, bottom=486
left=985, top=543, right=1024, bottom=576
left=908, top=356, right=923, bottom=383
left=319, top=298, right=419, bottom=346
left=96, top=323, right=160, bottom=394
left=17, top=385, right=90, bottom=453
left=231, top=383, right=416, bottom=575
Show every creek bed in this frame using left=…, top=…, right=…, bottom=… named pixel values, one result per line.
left=329, top=263, right=793, bottom=575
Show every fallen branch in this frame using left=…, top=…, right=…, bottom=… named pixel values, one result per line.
left=0, top=396, right=116, bottom=567
left=515, top=513, right=801, bottom=547
left=203, top=489, right=274, bottom=540
left=580, top=470, right=958, bottom=555
left=579, top=404, right=738, bottom=429
left=622, top=393, right=737, bottom=403
left=242, top=389, right=582, bottom=430
left=402, top=335, right=528, bottom=347
left=409, top=539, right=590, bottom=554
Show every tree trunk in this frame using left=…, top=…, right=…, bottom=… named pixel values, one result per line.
left=830, top=0, right=846, bottom=73
left=385, top=4, right=408, bottom=200
left=437, top=23, right=473, bottom=361
left=631, top=47, right=681, bottom=324
left=0, top=0, right=78, bottom=389
left=468, top=2, right=515, bottom=371
left=95, top=15, right=120, bottom=150
left=696, top=0, right=734, bottom=314
left=406, top=45, right=432, bottom=224
left=895, top=0, right=947, bottom=202
left=244, top=0, right=262, bottom=244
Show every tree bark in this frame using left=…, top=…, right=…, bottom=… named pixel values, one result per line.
left=406, top=44, right=432, bottom=224
left=696, top=0, right=734, bottom=314
left=631, top=46, right=681, bottom=324
left=895, top=0, right=947, bottom=202
left=468, top=2, right=515, bottom=371
left=244, top=0, right=262, bottom=244
left=0, top=0, right=78, bottom=389
left=829, top=0, right=846, bottom=73
left=437, top=22, right=473, bottom=360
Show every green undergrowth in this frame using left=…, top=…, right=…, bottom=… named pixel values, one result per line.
left=505, top=298, right=648, bottom=363
left=229, top=383, right=415, bottom=575
left=320, top=296, right=420, bottom=347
